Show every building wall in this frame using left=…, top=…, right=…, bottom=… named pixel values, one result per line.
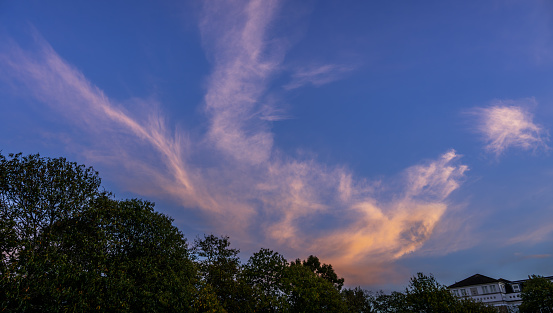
left=448, top=274, right=553, bottom=311
left=449, top=282, right=522, bottom=308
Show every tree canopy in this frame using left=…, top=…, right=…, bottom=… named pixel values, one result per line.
left=0, top=153, right=196, bottom=312
left=519, top=275, right=553, bottom=313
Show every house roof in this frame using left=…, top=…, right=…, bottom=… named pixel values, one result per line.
left=449, top=274, right=553, bottom=291
left=448, top=274, right=499, bottom=288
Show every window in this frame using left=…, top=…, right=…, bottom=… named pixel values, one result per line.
left=470, top=287, right=479, bottom=296
left=512, top=284, right=520, bottom=292
left=482, top=286, right=489, bottom=294
left=452, top=290, right=460, bottom=297
left=490, top=285, right=497, bottom=293
left=461, top=289, right=467, bottom=296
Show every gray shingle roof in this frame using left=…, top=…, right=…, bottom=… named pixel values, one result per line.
left=448, top=274, right=499, bottom=288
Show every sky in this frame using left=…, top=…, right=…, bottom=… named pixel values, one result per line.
left=1, top=0, right=553, bottom=290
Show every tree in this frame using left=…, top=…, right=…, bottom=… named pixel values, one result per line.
left=404, top=272, right=457, bottom=312
left=341, top=287, right=372, bottom=313
left=519, top=275, right=553, bottom=313
left=300, top=255, right=345, bottom=291
left=192, top=234, right=254, bottom=312
left=283, top=259, right=347, bottom=313
left=1, top=152, right=105, bottom=311
left=455, top=297, right=499, bottom=313
left=87, top=197, right=197, bottom=312
left=192, top=282, right=227, bottom=313
left=370, top=291, right=408, bottom=313
left=241, top=248, right=289, bottom=312
left=0, top=153, right=197, bottom=312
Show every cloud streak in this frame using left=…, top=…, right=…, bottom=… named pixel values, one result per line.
left=201, top=0, right=282, bottom=165
left=472, top=100, right=549, bottom=156
left=0, top=32, right=221, bottom=214
left=0, top=0, right=468, bottom=285
left=284, top=64, right=354, bottom=90
left=508, top=223, right=553, bottom=245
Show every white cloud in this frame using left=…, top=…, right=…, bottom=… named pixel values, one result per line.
left=200, top=0, right=283, bottom=165
left=473, top=100, right=549, bottom=156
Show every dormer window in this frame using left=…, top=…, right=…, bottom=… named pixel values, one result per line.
left=513, top=284, right=520, bottom=292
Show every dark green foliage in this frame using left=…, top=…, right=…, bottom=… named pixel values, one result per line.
left=192, top=281, right=227, bottom=313
left=241, top=250, right=350, bottom=313
left=0, top=153, right=104, bottom=312
left=192, top=234, right=254, bottom=312
left=341, top=287, right=373, bottom=313
left=283, top=261, right=347, bottom=313
left=0, top=153, right=196, bottom=312
left=87, top=197, right=197, bottom=312
left=301, top=255, right=345, bottom=291
left=371, top=291, right=408, bottom=313
left=404, top=272, right=457, bottom=312
left=193, top=235, right=241, bottom=287
left=519, top=275, right=553, bottom=313
left=241, top=248, right=289, bottom=312
left=455, top=297, right=499, bottom=313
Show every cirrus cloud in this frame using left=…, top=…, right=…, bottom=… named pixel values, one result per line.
left=472, top=100, right=549, bottom=156
left=283, top=64, right=354, bottom=90
left=0, top=0, right=469, bottom=285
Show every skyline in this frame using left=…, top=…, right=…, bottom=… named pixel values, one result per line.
left=1, top=0, right=553, bottom=289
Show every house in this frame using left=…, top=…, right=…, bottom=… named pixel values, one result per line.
left=448, top=273, right=553, bottom=310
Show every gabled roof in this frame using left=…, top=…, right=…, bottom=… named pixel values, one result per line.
left=448, top=274, right=499, bottom=288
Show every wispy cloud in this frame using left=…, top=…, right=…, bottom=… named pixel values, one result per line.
left=200, top=0, right=283, bottom=165
left=508, top=223, right=553, bottom=245
left=1, top=0, right=468, bottom=285
left=472, top=100, right=549, bottom=156
left=314, top=151, right=467, bottom=283
left=514, top=252, right=551, bottom=260
left=284, top=64, right=354, bottom=90
left=0, top=31, right=222, bottom=215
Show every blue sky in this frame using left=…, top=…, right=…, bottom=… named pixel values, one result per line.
left=2, top=0, right=553, bottom=289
